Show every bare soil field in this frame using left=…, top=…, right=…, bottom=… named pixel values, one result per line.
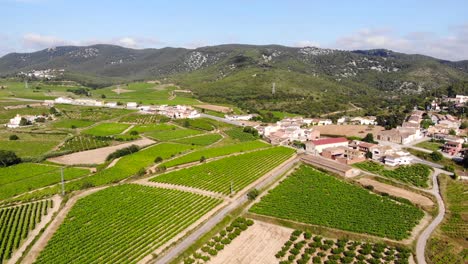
left=314, top=124, right=385, bottom=138
left=195, top=104, right=232, bottom=113
left=112, top=88, right=134, bottom=94
left=209, top=221, right=292, bottom=264
left=357, top=177, right=434, bottom=207
left=48, top=138, right=154, bottom=165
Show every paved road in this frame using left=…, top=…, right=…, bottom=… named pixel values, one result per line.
left=153, top=156, right=300, bottom=264
left=415, top=168, right=447, bottom=264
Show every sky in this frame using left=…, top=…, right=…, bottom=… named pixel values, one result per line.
left=1, top=0, right=468, bottom=61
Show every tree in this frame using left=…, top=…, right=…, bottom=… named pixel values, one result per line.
left=449, top=129, right=457, bottom=135
left=460, top=121, right=468, bottom=129
left=420, top=119, right=433, bottom=129
left=9, top=135, right=19, bottom=140
left=129, top=130, right=139, bottom=136
left=430, top=151, right=443, bottom=162
left=362, top=133, right=376, bottom=143
left=19, top=117, right=29, bottom=126
left=0, top=150, right=21, bottom=167
left=49, top=107, right=58, bottom=115
left=183, top=119, right=190, bottom=128
left=101, top=94, right=106, bottom=99
left=247, top=189, right=259, bottom=200
left=200, top=156, right=206, bottom=162
left=154, top=156, right=163, bottom=163
left=365, top=151, right=373, bottom=159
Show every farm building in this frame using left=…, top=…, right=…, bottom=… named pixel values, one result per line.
left=305, top=137, right=349, bottom=154
left=301, top=155, right=361, bottom=177
left=384, top=151, right=412, bottom=166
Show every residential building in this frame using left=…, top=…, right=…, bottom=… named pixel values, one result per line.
left=384, top=151, right=412, bottom=166
left=443, top=141, right=463, bottom=156
left=225, top=114, right=253, bottom=121
left=126, top=102, right=138, bottom=109
left=305, top=137, right=349, bottom=154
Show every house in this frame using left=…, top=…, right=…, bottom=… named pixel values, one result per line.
left=349, top=140, right=377, bottom=153
left=6, top=114, right=41, bottom=128
left=321, top=146, right=366, bottom=165
left=225, top=114, right=253, bottom=121
left=350, top=116, right=377, bottom=125
left=376, top=127, right=421, bottom=145
left=368, top=145, right=394, bottom=161
left=305, top=137, right=349, bottom=154
left=443, top=141, right=463, bottom=156
left=54, top=97, right=73, bottom=104
left=126, top=102, right=138, bottom=109
left=336, top=117, right=347, bottom=125
left=105, top=102, right=118, bottom=108
left=384, top=151, right=412, bottom=166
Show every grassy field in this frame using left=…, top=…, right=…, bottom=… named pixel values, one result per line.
left=57, top=104, right=133, bottom=122
left=354, top=161, right=432, bottom=188
left=35, top=184, right=221, bottom=264
left=0, top=200, right=53, bottom=262
left=171, top=133, right=222, bottom=146
left=415, top=140, right=443, bottom=152
left=250, top=165, right=424, bottom=240
left=0, top=106, right=50, bottom=124
left=172, top=118, right=217, bottom=131
left=161, top=140, right=270, bottom=168
left=128, top=123, right=176, bottom=134
left=152, top=147, right=295, bottom=195
left=52, top=119, right=94, bottom=129
left=0, top=163, right=89, bottom=200
left=0, top=132, right=66, bottom=158
left=406, top=148, right=465, bottom=172
left=82, top=123, right=131, bottom=136
left=146, top=128, right=204, bottom=141
left=427, top=175, right=468, bottom=264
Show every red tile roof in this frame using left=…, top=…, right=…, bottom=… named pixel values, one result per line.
left=311, top=137, right=348, bottom=146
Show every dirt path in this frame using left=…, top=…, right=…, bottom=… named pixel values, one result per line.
left=22, top=187, right=108, bottom=264
left=7, top=196, right=62, bottom=264
left=132, top=180, right=225, bottom=200
left=357, top=178, right=434, bottom=207
left=47, top=137, right=155, bottom=165
left=120, top=124, right=135, bottom=135
left=209, top=221, right=292, bottom=264
left=320, top=102, right=362, bottom=117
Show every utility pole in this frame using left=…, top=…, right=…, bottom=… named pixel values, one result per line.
left=60, top=167, right=65, bottom=196
left=24, top=80, right=28, bottom=89
left=272, top=82, right=276, bottom=95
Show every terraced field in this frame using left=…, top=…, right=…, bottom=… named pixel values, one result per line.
left=171, top=134, right=222, bottom=146
left=0, top=200, right=53, bottom=262
left=161, top=140, right=270, bottom=168
left=35, top=185, right=221, bottom=264
left=152, top=147, right=295, bottom=195
left=250, top=165, right=424, bottom=240
left=0, top=164, right=89, bottom=200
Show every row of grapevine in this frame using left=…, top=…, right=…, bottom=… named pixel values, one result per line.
left=152, top=147, right=295, bottom=195
left=250, top=165, right=424, bottom=240
left=119, top=114, right=169, bottom=124
left=35, top=185, right=221, bottom=264
left=171, top=133, right=222, bottom=146
left=277, top=230, right=411, bottom=264
left=58, top=135, right=110, bottom=152
left=0, top=200, right=52, bottom=262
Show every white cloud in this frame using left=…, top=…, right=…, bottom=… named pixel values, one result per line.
left=182, top=41, right=209, bottom=49
left=294, top=40, right=320, bottom=48
left=333, top=25, right=468, bottom=61
left=22, top=33, right=71, bottom=50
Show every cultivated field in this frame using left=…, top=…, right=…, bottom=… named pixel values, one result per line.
left=49, top=137, right=154, bottom=165
left=0, top=200, right=53, bottom=262
left=224, top=127, right=258, bottom=141
left=82, top=122, right=131, bottom=136
left=171, top=133, right=222, bottom=146
left=57, top=135, right=110, bottom=153
left=250, top=165, right=424, bottom=240
left=52, top=119, right=94, bottom=129
left=35, top=185, right=221, bottom=264
left=152, top=147, right=295, bottom=195
left=119, top=113, right=169, bottom=124
left=146, top=128, right=204, bottom=141
left=195, top=104, right=232, bottom=113
left=161, top=140, right=270, bottom=168
left=209, top=221, right=292, bottom=264
left=314, top=124, right=385, bottom=138
left=0, top=132, right=66, bottom=158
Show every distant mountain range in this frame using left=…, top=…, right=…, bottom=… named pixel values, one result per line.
left=1, top=44, right=467, bottom=115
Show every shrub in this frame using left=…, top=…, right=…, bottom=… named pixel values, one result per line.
left=430, top=151, right=443, bottom=161
left=154, top=156, right=163, bottom=163
left=9, top=135, right=19, bottom=140
left=0, top=150, right=21, bottom=167
left=247, top=188, right=259, bottom=200
left=130, top=130, right=139, bottom=136
left=106, top=145, right=140, bottom=161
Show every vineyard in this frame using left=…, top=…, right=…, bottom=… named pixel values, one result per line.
left=172, top=134, right=222, bottom=146
left=173, top=118, right=216, bottom=131
left=0, top=164, right=89, bottom=200
left=354, top=161, right=432, bottom=188
left=58, top=105, right=131, bottom=122
left=119, top=113, right=169, bottom=124
left=152, top=147, right=295, bottom=195
left=0, top=200, right=53, bottom=262
left=146, top=128, right=204, bottom=141
left=128, top=123, right=176, bottom=134
left=35, top=185, right=221, bottom=264
left=58, top=135, right=110, bottom=152
left=224, top=127, right=258, bottom=141
left=250, top=165, right=424, bottom=240
left=161, top=140, right=270, bottom=168
left=52, top=119, right=94, bottom=129
left=275, top=230, right=412, bottom=264
left=82, top=123, right=131, bottom=136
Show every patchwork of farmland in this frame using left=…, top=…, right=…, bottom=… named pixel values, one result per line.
left=152, top=147, right=295, bottom=195
left=35, top=184, right=221, bottom=264
left=82, top=123, right=131, bottom=137
left=0, top=200, right=53, bottom=262
left=250, top=165, right=424, bottom=240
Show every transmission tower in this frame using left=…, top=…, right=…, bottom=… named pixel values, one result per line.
left=272, top=82, right=276, bottom=95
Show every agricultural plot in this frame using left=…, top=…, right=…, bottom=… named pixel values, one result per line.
left=57, top=105, right=132, bottom=122
left=415, top=140, right=443, bottom=152
left=0, top=200, right=53, bottom=262
left=52, top=119, right=94, bottom=129
left=58, top=135, right=110, bottom=153
left=152, top=147, right=295, bottom=195
left=146, top=128, right=204, bottom=141
left=224, top=127, right=258, bottom=141
left=35, top=184, right=221, bottom=264
left=0, top=106, right=50, bottom=124
left=161, top=140, right=270, bottom=168
left=172, top=134, right=222, bottom=146
left=82, top=123, right=131, bottom=136
left=0, top=163, right=89, bottom=200
left=173, top=118, right=216, bottom=131
left=0, top=132, right=66, bottom=158
left=276, top=230, right=412, bottom=264
left=128, top=123, right=176, bottom=134
left=354, top=161, right=432, bottom=188
left=119, top=113, right=169, bottom=124
left=250, top=165, right=424, bottom=240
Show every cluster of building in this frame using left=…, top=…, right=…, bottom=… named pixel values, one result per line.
left=427, top=113, right=461, bottom=136
left=256, top=117, right=322, bottom=145
left=305, top=137, right=411, bottom=167
left=376, top=110, right=423, bottom=145
left=5, top=114, right=49, bottom=128
left=337, top=116, right=377, bottom=125
left=51, top=97, right=200, bottom=119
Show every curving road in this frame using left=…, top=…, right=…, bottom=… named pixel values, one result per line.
left=415, top=168, right=447, bottom=264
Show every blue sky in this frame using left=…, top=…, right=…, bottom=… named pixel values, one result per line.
left=1, top=0, right=468, bottom=60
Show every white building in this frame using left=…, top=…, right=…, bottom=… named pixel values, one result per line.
left=225, top=114, right=253, bottom=121
left=105, top=102, right=118, bottom=108
left=384, top=151, right=412, bottom=166
left=351, top=116, right=377, bottom=125
left=54, top=97, right=74, bottom=104
left=126, top=102, right=138, bottom=109
left=6, top=114, right=40, bottom=128
left=305, top=137, right=349, bottom=154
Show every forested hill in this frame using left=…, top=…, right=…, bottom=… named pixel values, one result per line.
left=1, top=44, right=467, bottom=115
